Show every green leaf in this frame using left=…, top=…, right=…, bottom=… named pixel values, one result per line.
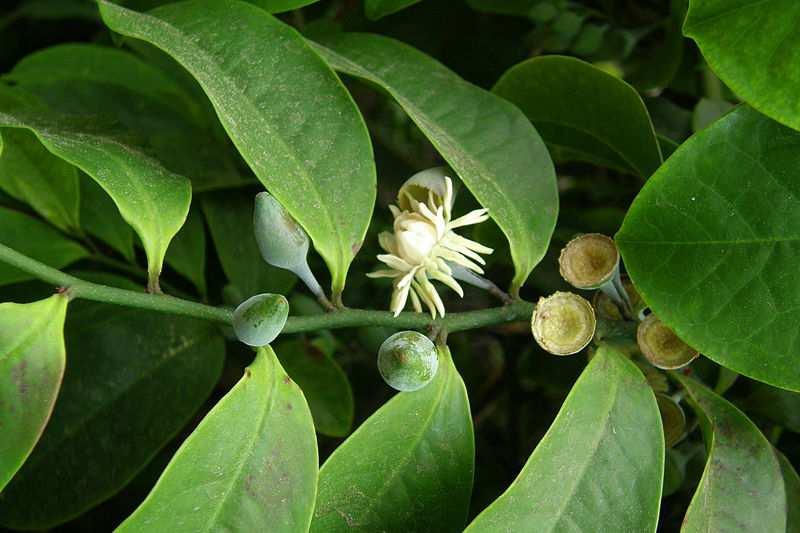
left=116, top=347, right=318, bottom=533
left=0, top=86, right=191, bottom=290
left=465, top=345, right=663, bottom=532
left=0, top=207, right=88, bottom=286
left=675, top=375, right=786, bottom=532
left=79, top=174, right=135, bottom=262
left=0, top=295, right=68, bottom=491
left=247, top=0, right=320, bottom=12
left=777, top=451, right=800, bottom=533
left=493, top=55, right=662, bottom=177
left=741, top=383, right=800, bottom=433
left=0, top=128, right=80, bottom=232
left=364, top=0, right=421, bottom=20
left=312, top=346, right=473, bottom=533
left=6, top=43, right=245, bottom=192
left=0, top=305, right=224, bottom=529
left=274, top=338, right=354, bottom=437
left=312, top=33, right=557, bottom=293
left=684, top=0, right=800, bottom=132
left=164, top=207, right=206, bottom=295
left=691, top=98, right=734, bottom=132
left=98, top=0, right=376, bottom=297
left=616, top=106, right=800, bottom=391
left=202, top=191, right=296, bottom=297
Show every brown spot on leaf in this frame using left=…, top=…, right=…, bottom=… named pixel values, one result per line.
left=286, top=403, right=293, bottom=411
left=12, top=360, right=28, bottom=396
left=283, top=375, right=292, bottom=385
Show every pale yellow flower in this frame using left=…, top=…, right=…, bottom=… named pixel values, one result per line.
left=368, top=171, right=493, bottom=318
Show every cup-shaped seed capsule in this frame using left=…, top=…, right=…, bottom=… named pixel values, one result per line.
left=656, top=394, right=686, bottom=447
left=531, top=292, right=596, bottom=356
left=232, top=293, right=289, bottom=347
left=637, top=314, right=699, bottom=370
left=559, top=233, right=620, bottom=289
left=378, top=331, right=439, bottom=392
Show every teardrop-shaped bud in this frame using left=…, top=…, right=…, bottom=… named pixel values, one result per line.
left=397, top=166, right=454, bottom=214
left=637, top=314, right=699, bottom=370
left=232, top=293, right=289, bottom=347
left=254, top=192, right=324, bottom=300
left=656, top=393, right=686, bottom=447
left=531, top=291, right=596, bottom=356
left=559, top=233, right=620, bottom=289
left=377, top=331, right=439, bottom=392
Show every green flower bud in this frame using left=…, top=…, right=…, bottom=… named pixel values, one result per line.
left=531, top=291, right=596, bottom=356
left=637, top=314, right=699, bottom=370
left=656, top=393, right=686, bottom=447
left=253, top=192, right=324, bottom=300
left=377, top=331, right=439, bottom=392
left=232, top=293, right=289, bottom=347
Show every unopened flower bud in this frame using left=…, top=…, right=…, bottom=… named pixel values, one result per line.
left=637, top=314, right=699, bottom=369
left=232, top=293, right=289, bottom=347
left=531, top=292, right=596, bottom=355
left=656, top=393, right=686, bottom=447
left=254, top=192, right=324, bottom=301
left=377, top=331, right=439, bottom=392
left=397, top=166, right=455, bottom=216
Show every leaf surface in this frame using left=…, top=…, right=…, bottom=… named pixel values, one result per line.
left=0, top=305, right=224, bottom=529
left=676, top=375, right=786, bottom=532
left=493, top=55, right=662, bottom=177
left=99, top=0, right=376, bottom=296
left=364, top=0, right=421, bottom=19
left=312, top=346, right=474, bottom=533
left=116, top=347, right=318, bottom=533
left=617, top=106, right=800, bottom=391
left=0, top=295, right=68, bottom=491
left=465, top=345, right=663, bottom=532
left=312, top=32, right=558, bottom=292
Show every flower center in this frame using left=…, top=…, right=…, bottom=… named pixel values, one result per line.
left=395, top=217, right=439, bottom=265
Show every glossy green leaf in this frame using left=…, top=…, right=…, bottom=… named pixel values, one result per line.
left=312, top=346, right=473, bottom=532
left=465, top=345, right=663, bottom=532
left=0, top=128, right=80, bottom=232
left=274, top=338, right=354, bottom=437
left=493, top=55, right=662, bottom=177
left=6, top=44, right=244, bottom=192
left=202, top=191, right=296, bottom=297
left=313, top=34, right=557, bottom=293
left=676, top=375, right=786, bottom=532
left=0, top=86, right=191, bottom=289
left=247, top=0, right=320, bottom=12
left=617, top=106, right=800, bottom=391
left=0, top=207, right=88, bottom=286
left=777, top=451, right=800, bottom=533
left=0, top=295, right=68, bottom=491
left=364, top=0, right=421, bottom=19
left=79, top=174, right=135, bottom=262
left=99, top=0, right=376, bottom=296
left=684, top=0, right=800, bottom=132
left=164, top=207, right=206, bottom=295
left=0, top=305, right=224, bottom=529
left=117, top=346, right=318, bottom=533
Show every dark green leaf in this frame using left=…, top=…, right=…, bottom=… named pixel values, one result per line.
left=116, top=347, right=318, bottom=533
left=164, top=207, right=206, bottom=295
left=99, top=0, right=376, bottom=296
left=313, top=32, right=557, bottom=293
left=247, top=0, right=320, bottom=12
left=0, top=207, right=88, bottom=286
left=465, top=345, right=663, bottom=532
left=0, top=128, right=80, bottom=232
left=675, top=374, right=786, bottom=532
left=202, top=191, right=296, bottom=297
left=684, top=0, right=800, bottom=131
left=617, top=106, right=800, bottom=391
left=493, top=55, right=662, bottom=177
left=312, top=346, right=473, bottom=533
left=0, top=295, right=68, bottom=491
left=0, top=86, right=191, bottom=288
left=777, top=451, right=800, bottom=533
left=0, top=305, right=224, bottom=529
left=274, top=338, right=354, bottom=437
left=741, top=383, right=800, bottom=433
left=364, top=0, right=421, bottom=20
left=79, top=174, right=135, bottom=262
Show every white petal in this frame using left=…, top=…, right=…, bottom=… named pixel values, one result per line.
left=390, top=281, right=411, bottom=316
left=412, top=278, right=438, bottom=319
left=367, top=269, right=402, bottom=279
left=409, top=285, right=423, bottom=313
left=436, top=247, right=484, bottom=274
left=449, top=208, right=489, bottom=229
left=446, top=232, right=494, bottom=254
left=377, top=254, right=413, bottom=272
left=428, top=269, right=464, bottom=297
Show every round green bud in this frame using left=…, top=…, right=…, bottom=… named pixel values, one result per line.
left=377, top=331, right=439, bottom=392
left=232, top=293, right=289, bottom=347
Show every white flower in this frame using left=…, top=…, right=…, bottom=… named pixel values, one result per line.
left=368, top=173, right=493, bottom=318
